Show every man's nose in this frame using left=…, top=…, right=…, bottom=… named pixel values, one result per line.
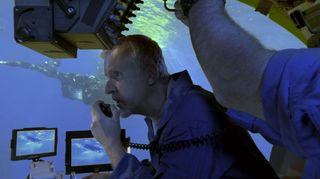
left=105, top=79, right=116, bottom=94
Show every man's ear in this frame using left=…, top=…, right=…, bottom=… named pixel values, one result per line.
left=147, top=64, right=158, bottom=85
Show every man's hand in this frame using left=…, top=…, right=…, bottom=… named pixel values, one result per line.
left=82, top=172, right=111, bottom=179
left=91, top=100, right=121, bottom=147
left=91, top=100, right=126, bottom=168
left=174, top=0, right=189, bottom=26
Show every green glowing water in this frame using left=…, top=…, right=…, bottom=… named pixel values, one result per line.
left=125, top=0, right=177, bottom=48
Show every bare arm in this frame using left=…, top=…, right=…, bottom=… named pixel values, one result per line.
left=186, top=0, right=276, bottom=119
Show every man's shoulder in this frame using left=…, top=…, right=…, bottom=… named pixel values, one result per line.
left=269, top=48, right=320, bottom=73
left=275, top=48, right=320, bottom=58
left=170, top=84, right=230, bottom=130
left=180, top=84, right=222, bottom=111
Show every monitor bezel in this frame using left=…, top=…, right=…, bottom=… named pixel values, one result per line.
left=65, top=130, right=128, bottom=175
left=11, top=127, right=58, bottom=161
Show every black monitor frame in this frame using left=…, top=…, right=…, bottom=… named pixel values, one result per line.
left=65, top=130, right=128, bottom=175
left=11, top=127, right=58, bottom=161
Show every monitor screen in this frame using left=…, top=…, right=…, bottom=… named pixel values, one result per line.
left=65, top=130, right=128, bottom=174
left=11, top=128, right=58, bottom=161
left=16, top=130, right=55, bottom=156
left=71, top=138, right=110, bottom=166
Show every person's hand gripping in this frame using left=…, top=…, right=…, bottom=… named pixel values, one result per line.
left=90, top=100, right=126, bottom=168
left=174, top=0, right=189, bottom=26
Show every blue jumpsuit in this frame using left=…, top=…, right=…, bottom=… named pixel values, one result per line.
left=111, top=71, right=277, bottom=179
left=227, top=48, right=320, bottom=178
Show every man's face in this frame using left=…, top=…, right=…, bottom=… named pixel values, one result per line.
left=104, top=49, right=149, bottom=118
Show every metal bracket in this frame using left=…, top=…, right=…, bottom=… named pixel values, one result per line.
left=55, top=0, right=76, bottom=17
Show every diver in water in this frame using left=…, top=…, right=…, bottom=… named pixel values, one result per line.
left=174, top=0, right=320, bottom=178
left=0, top=59, right=110, bottom=105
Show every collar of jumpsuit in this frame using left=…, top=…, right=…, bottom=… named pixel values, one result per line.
left=144, top=70, right=193, bottom=141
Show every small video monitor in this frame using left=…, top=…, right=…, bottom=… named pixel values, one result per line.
left=65, top=130, right=129, bottom=174
left=11, top=128, right=58, bottom=161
